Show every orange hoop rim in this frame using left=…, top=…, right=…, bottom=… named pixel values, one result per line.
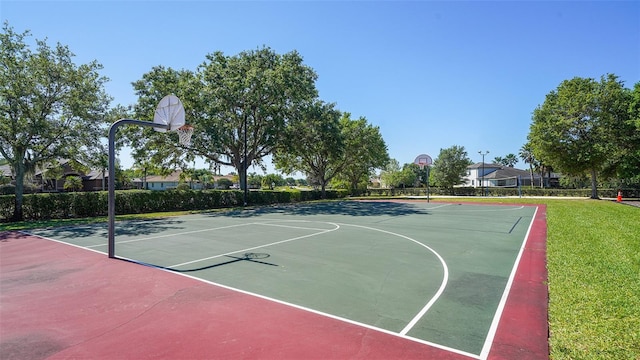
left=176, top=124, right=194, bottom=146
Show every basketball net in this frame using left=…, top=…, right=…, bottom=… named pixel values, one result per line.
left=176, top=125, right=194, bottom=146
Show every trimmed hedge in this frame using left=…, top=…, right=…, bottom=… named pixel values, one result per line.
left=0, top=188, right=349, bottom=222
left=3, top=186, right=635, bottom=222
left=367, top=187, right=640, bottom=198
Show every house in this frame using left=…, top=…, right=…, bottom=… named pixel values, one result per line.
left=1, top=159, right=108, bottom=192
left=32, top=159, right=89, bottom=192
left=463, top=162, right=551, bottom=188
left=0, top=164, right=12, bottom=179
left=82, top=169, right=108, bottom=191
left=134, top=171, right=237, bottom=191
left=140, top=171, right=192, bottom=190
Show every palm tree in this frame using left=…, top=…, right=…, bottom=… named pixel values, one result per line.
left=503, top=153, right=518, bottom=167
left=519, top=144, right=536, bottom=188
left=63, top=175, right=83, bottom=192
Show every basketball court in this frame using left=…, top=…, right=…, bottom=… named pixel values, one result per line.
left=0, top=200, right=548, bottom=359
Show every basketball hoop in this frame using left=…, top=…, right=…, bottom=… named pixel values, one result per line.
left=413, top=154, right=433, bottom=168
left=413, top=153, right=433, bottom=203
left=176, top=125, right=194, bottom=146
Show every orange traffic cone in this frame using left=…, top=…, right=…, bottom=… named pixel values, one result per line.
left=617, top=190, right=622, bottom=202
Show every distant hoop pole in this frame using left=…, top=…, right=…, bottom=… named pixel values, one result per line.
left=414, top=154, right=433, bottom=203
left=108, top=118, right=170, bottom=258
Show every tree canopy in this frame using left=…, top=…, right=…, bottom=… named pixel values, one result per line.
left=431, top=145, right=472, bottom=193
left=274, top=106, right=389, bottom=197
left=334, top=113, right=389, bottom=195
left=127, top=47, right=318, bottom=190
left=379, top=159, right=419, bottom=189
left=493, top=153, right=518, bottom=167
left=273, top=100, right=343, bottom=197
left=0, top=22, right=110, bottom=220
left=528, top=74, right=633, bottom=198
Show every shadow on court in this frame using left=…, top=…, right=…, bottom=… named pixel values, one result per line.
left=208, top=200, right=431, bottom=218
left=1, top=231, right=473, bottom=360
left=34, top=219, right=187, bottom=239
left=130, top=253, right=279, bottom=273
left=2, top=202, right=549, bottom=359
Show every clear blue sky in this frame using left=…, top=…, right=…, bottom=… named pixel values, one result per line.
left=3, top=1, right=639, bottom=174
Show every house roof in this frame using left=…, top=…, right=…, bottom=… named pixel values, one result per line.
left=33, top=159, right=89, bottom=177
left=83, top=169, right=106, bottom=180
left=483, top=167, right=537, bottom=179
left=132, top=172, right=236, bottom=183
left=145, top=171, right=184, bottom=182
left=468, top=162, right=502, bottom=170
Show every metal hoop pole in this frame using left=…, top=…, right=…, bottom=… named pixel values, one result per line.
left=108, top=119, right=170, bottom=258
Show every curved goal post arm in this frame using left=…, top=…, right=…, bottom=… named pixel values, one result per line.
left=107, top=119, right=170, bottom=258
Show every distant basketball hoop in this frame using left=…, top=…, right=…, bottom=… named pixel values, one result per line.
left=414, top=154, right=433, bottom=168
left=414, top=154, right=432, bottom=203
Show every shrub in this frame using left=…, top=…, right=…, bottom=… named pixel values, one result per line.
left=0, top=188, right=348, bottom=222
left=216, top=178, right=233, bottom=189
left=0, top=185, right=15, bottom=195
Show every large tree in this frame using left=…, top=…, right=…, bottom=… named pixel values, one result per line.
left=528, top=74, right=630, bottom=198
left=128, top=47, right=318, bottom=191
left=431, top=145, right=472, bottom=194
left=199, top=47, right=318, bottom=190
left=0, top=23, right=110, bottom=220
left=378, top=160, right=417, bottom=189
left=602, top=80, right=640, bottom=183
left=620, top=82, right=640, bottom=183
left=380, top=158, right=400, bottom=188
left=128, top=66, right=203, bottom=172
left=334, top=113, right=389, bottom=195
left=273, top=100, right=343, bottom=198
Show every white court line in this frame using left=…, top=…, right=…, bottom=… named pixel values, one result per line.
left=21, top=230, right=107, bottom=256
left=478, top=205, right=539, bottom=360
left=429, top=205, right=526, bottom=212
left=166, top=264, right=479, bottom=359
left=86, top=223, right=252, bottom=248
left=168, top=222, right=340, bottom=268
left=160, top=220, right=448, bottom=337
left=428, top=203, right=453, bottom=210
left=24, top=220, right=477, bottom=358
left=256, top=222, right=333, bottom=232
left=336, top=223, right=449, bottom=336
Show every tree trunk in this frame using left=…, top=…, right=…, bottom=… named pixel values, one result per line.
left=239, top=163, right=247, bottom=191
left=12, top=160, right=25, bottom=221
left=590, top=168, right=599, bottom=199
left=529, top=164, right=534, bottom=189
left=320, top=181, right=327, bottom=199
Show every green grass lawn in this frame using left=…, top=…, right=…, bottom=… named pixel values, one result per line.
left=2, top=198, right=638, bottom=359
left=544, top=200, right=639, bottom=359
left=435, top=197, right=640, bottom=359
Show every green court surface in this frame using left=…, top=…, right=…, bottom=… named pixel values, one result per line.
left=28, top=201, right=539, bottom=357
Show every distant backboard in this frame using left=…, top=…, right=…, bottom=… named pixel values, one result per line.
left=414, top=154, right=433, bottom=168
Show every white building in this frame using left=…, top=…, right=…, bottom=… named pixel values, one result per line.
left=463, top=163, right=545, bottom=188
